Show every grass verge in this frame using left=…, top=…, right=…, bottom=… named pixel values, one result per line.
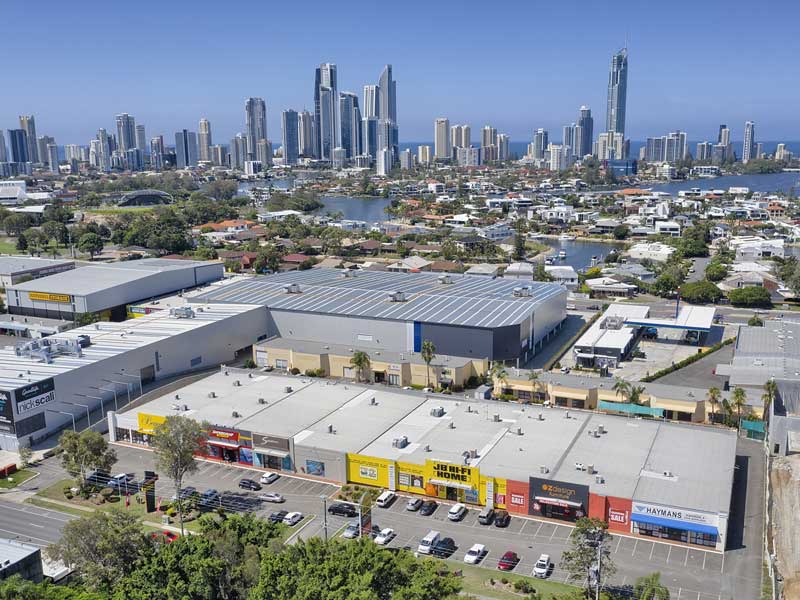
left=455, top=562, right=577, bottom=600
left=0, top=469, right=37, bottom=489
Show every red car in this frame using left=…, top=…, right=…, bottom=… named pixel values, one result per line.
left=497, top=551, right=520, bottom=571
left=151, top=530, right=179, bottom=543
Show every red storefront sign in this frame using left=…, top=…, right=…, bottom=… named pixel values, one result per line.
left=609, top=509, right=629, bottom=524
left=209, top=429, right=239, bottom=442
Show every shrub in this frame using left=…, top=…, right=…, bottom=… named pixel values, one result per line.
left=500, top=577, right=508, bottom=584
left=166, top=506, right=177, bottom=517
left=289, top=367, right=301, bottom=375
left=242, top=358, right=257, bottom=369
left=465, top=375, right=481, bottom=388
left=99, top=487, right=114, bottom=499
left=728, top=286, right=771, bottom=308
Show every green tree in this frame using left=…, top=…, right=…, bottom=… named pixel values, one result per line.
left=679, top=280, right=722, bottom=304
left=613, top=378, right=631, bottom=403
left=58, top=430, right=117, bottom=489
left=252, top=246, right=283, bottom=273
left=732, top=387, right=748, bottom=429
left=707, top=387, right=721, bottom=424
left=728, top=286, right=771, bottom=308
left=512, top=221, right=526, bottom=261
left=350, top=350, right=371, bottom=383
left=704, top=261, right=728, bottom=282
left=46, top=511, right=152, bottom=593
left=0, top=576, right=106, bottom=599
left=747, top=314, right=764, bottom=327
left=441, top=238, right=458, bottom=260
left=560, top=517, right=616, bottom=595
left=420, top=340, right=436, bottom=389
left=78, top=232, right=104, bottom=260
left=150, top=415, right=207, bottom=535
left=3, top=213, right=32, bottom=236
left=18, top=445, right=33, bottom=468
left=628, top=385, right=646, bottom=406
left=763, top=379, right=777, bottom=421
left=634, top=572, right=670, bottom=600
left=528, top=370, right=543, bottom=402
left=612, top=224, right=629, bottom=240
left=490, top=362, right=508, bottom=394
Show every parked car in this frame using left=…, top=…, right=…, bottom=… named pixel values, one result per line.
left=374, top=528, right=395, bottom=545
left=430, top=537, right=457, bottom=558
left=417, top=530, right=440, bottom=555
left=171, top=486, right=197, bottom=502
left=268, top=510, right=288, bottom=523
left=533, top=554, right=551, bottom=578
left=478, top=507, right=495, bottom=525
left=419, top=500, right=438, bottom=516
left=498, top=551, right=520, bottom=571
left=376, top=491, right=396, bottom=508
left=199, top=489, right=221, bottom=507
left=406, top=497, right=423, bottom=512
left=328, top=502, right=357, bottom=517
left=283, top=511, right=303, bottom=526
left=259, top=492, right=285, bottom=503
left=260, top=472, right=280, bottom=485
left=342, top=522, right=360, bottom=539
left=238, top=478, right=262, bottom=491
left=464, top=543, right=486, bottom=564
left=151, top=530, right=178, bottom=543
left=109, top=473, right=135, bottom=489
left=85, top=470, right=110, bottom=487
left=493, top=510, right=511, bottom=528
left=447, top=503, right=468, bottom=522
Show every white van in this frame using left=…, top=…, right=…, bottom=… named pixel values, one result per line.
left=376, top=490, right=396, bottom=508
left=417, top=530, right=440, bottom=555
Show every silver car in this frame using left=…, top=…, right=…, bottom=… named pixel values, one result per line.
left=259, top=492, right=285, bottom=503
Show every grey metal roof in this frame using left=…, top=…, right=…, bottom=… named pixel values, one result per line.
left=189, top=269, right=566, bottom=328
left=722, top=321, right=800, bottom=390
left=0, top=256, right=74, bottom=275
left=9, top=258, right=217, bottom=296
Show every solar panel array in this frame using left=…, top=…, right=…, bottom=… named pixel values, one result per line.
left=190, top=269, right=565, bottom=328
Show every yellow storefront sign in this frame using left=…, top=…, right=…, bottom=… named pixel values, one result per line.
left=424, top=459, right=481, bottom=489
left=28, top=291, right=71, bottom=303
left=396, top=461, right=426, bottom=494
left=137, top=413, right=166, bottom=434
left=346, top=454, right=393, bottom=488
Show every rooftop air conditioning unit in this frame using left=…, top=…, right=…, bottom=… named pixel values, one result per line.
left=539, top=465, right=549, bottom=474
left=232, top=411, right=241, bottom=418
left=663, top=470, right=673, bottom=478
left=284, top=283, right=301, bottom=294
left=233, top=380, right=241, bottom=387
left=430, top=406, right=445, bottom=417
left=595, top=475, right=605, bottom=484
left=493, top=413, right=501, bottom=422
left=587, top=464, right=595, bottom=474
left=575, top=462, right=584, bottom=471
left=438, top=275, right=453, bottom=284
left=469, top=449, right=478, bottom=458
left=597, top=424, right=605, bottom=434
left=208, top=391, right=216, bottom=398
left=388, top=291, right=406, bottom=302
left=258, top=398, right=266, bottom=405
left=284, top=386, right=293, bottom=393
left=516, top=427, right=524, bottom=435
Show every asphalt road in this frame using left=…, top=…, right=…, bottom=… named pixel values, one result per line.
left=14, top=442, right=761, bottom=600
left=0, top=498, right=73, bottom=548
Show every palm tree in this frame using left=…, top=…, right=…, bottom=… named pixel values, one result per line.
left=707, top=387, right=721, bottom=424
left=489, top=362, right=508, bottom=397
left=628, top=385, right=646, bottom=406
left=420, top=340, right=436, bottom=390
left=762, top=379, right=777, bottom=422
left=528, top=370, right=542, bottom=403
left=732, top=387, right=748, bottom=430
left=613, top=378, right=631, bottom=403
left=350, top=351, right=371, bottom=383
left=634, top=572, right=670, bottom=600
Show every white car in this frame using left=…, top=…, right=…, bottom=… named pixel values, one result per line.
left=109, top=473, right=134, bottom=488
left=447, top=503, right=467, bottom=521
left=533, top=554, right=551, bottom=578
left=259, top=492, right=285, bottom=503
left=463, top=543, right=486, bottom=564
left=260, top=472, right=280, bottom=484
left=283, top=511, right=303, bottom=526
left=374, top=527, right=395, bottom=545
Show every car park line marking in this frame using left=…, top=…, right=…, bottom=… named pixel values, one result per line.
left=519, top=520, right=528, bottom=535
left=27, top=523, right=45, bottom=528
left=702, top=553, right=707, bottom=570
left=549, top=526, right=557, bottom=541
left=666, top=546, right=672, bottom=563
left=284, top=514, right=317, bottom=544
left=615, top=536, right=622, bottom=554
left=684, top=550, right=690, bottom=567
left=0, top=527, right=53, bottom=545
left=534, top=521, right=543, bottom=537
left=649, top=542, right=655, bottom=560
left=632, top=539, right=638, bottom=555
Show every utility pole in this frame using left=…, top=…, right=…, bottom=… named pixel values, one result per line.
left=320, top=495, right=328, bottom=542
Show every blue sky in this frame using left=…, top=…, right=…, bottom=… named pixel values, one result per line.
left=3, top=0, right=799, bottom=145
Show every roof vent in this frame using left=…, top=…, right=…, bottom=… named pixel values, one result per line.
left=493, top=413, right=501, bottom=422
left=284, top=283, right=301, bottom=294
left=175, top=394, right=180, bottom=400
left=284, top=386, right=293, bottom=393
left=595, top=475, right=605, bottom=484
left=516, top=427, right=524, bottom=435
left=430, top=406, right=445, bottom=417
left=663, top=470, right=673, bottom=478
left=424, top=444, right=431, bottom=452
left=388, top=291, right=406, bottom=302
left=208, top=391, right=216, bottom=398
left=448, top=421, right=456, bottom=429
left=258, top=397, right=266, bottom=405
left=233, top=380, right=241, bottom=387
left=565, top=410, right=570, bottom=419
left=537, top=413, right=544, bottom=421
left=182, top=404, right=189, bottom=411
left=539, top=465, right=549, bottom=474
left=369, top=397, right=377, bottom=406
left=232, top=411, right=241, bottom=418
left=327, top=424, right=335, bottom=434
left=597, top=424, right=605, bottom=434
left=466, top=405, right=472, bottom=413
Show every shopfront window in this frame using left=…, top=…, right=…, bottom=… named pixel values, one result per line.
left=275, top=359, right=288, bottom=369
left=555, top=397, right=569, bottom=407
left=572, top=399, right=585, bottom=409
left=633, top=521, right=717, bottom=548
left=388, top=374, right=400, bottom=386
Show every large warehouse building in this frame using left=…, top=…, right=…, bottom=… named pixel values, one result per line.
left=0, top=256, right=76, bottom=288
left=6, top=258, right=224, bottom=321
left=110, top=369, right=737, bottom=551
left=188, top=269, right=568, bottom=363
left=0, top=303, right=266, bottom=451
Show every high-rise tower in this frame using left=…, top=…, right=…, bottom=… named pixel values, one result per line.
left=605, top=48, right=628, bottom=137
left=245, top=98, right=267, bottom=161
left=198, top=118, right=212, bottom=162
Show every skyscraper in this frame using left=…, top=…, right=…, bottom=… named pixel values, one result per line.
left=696, top=142, right=712, bottom=162
left=115, top=113, right=137, bottom=153
left=481, top=126, right=497, bottom=149
left=314, top=63, right=338, bottom=159
left=150, top=136, right=165, bottom=170
left=532, top=129, right=549, bottom=159
left=47, top=144, right=59, bottom=173
left=135, top=124, right=147, bottom=153
left=96, top=128, right=111, bottom=171
left=281, top=110, right=299, bottom=166
left=339, top=92, right=360, bottom=158
left=198, top=118, right=212, bottom=162
left=417, top=145, right=431, bottom=165
left=8, top=129, right=28, bottom=163
left=742, top=121, right=755, bottom=163
left=0, top=130, right=8, bottom=163
left=245, top=98, right=267, bottom=161
left=175, top=129, right=198, bottom=168
left=562, top=124, right=576, bottom=155
left=605, top=48, right=628, bottom=136
left=256, top=139, right=273, bottom=166
left=18, top=116, right=38, bottom=163
left=377, top=65, right=398, bottom=163
left=229, top=134, right=247, bottom=170
left=37, top=136, right=55, bottom=166
left=298, top=111, right=315, bottom=158
left=577, top=106, right=594, bottom=157
left=717, top=124, right=730, bottom=145
left=363, top=85, right=379, bottom=118
left=434, top=118, right=451, bottom=161
left=497, top=134, right=510, bottom=161
left=362, top=117, right=378, bottom=160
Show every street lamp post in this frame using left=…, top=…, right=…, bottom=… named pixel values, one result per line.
left=321, top=495, right=328, bottom=543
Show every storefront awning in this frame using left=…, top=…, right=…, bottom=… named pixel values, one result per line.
left=208, top=439, right=240, bottom=449
left=428, top=478, right=474, bottom=490
left=631, top=512, right=717, bottom=535
left=253, top=447, right=290, bottom=458
left=535, top=496, right=582, bottom=508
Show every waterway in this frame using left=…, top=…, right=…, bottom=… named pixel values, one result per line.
left=648, top=171, right=800, bottom=195
left=538, top=238, right=624, bottom=270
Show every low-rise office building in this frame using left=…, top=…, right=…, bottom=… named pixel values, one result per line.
left=0, top=538, right=43, bottom=583
left=7, top=258, right=224, bottom=321
left=110, top=370, right=736, bottom=550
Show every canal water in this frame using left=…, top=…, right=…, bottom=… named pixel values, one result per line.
left=539, top=239, right=624, bottom=270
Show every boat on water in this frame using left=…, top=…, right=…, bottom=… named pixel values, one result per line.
left=558, top=234, right=576, bottom=241
left=558, top=250, right=567, bottom=259
left=545, top=257, right=554, bottom=265
left=527, top=232, right=545, bottom=239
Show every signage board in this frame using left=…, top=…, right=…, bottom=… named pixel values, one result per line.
left=15, top=379, right=56, bottom=416
left=252, top=432, right=290, bottom=452
left=137, top=413, right=166, bottom=434
left=528, top=477, right=589, bottom=517
left=28, top=292, right=72, bottom=303
left=608, top=509, right=629, bottom=524
left=631, top=501, right=719, bottom=528
left=209, top=428, right=239, bottom=442
left=0, top=389, right=14, bottom=431
left=425, top=460, right=480, bottom=489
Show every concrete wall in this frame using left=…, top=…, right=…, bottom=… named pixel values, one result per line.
left=294, top=445, right=347, bottom=483
left=268, top=311, right=411, bottom=352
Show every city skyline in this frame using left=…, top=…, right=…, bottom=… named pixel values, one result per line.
left=2, top=0, right=799, bottom=144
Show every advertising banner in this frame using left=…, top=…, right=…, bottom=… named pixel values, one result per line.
left=396, top=461, right=425, bottom=493
left=424, top=460, right=481, bottom=489
left=208, top=428, right=240, bottom=442
left=15, top=379, right=56, bottom=417
left=252, top=432, right=290, bottom=452
left=529, top=477, right=590, bottom=519
left=0, top=389, right=14, bottom=432
left=346, top=454, right=392, bottom=488
left=137, top=413, right=166, bottom=434
left=28, top=292, right=71, bottom=303
left=631, top=501, right=719, bottom=528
